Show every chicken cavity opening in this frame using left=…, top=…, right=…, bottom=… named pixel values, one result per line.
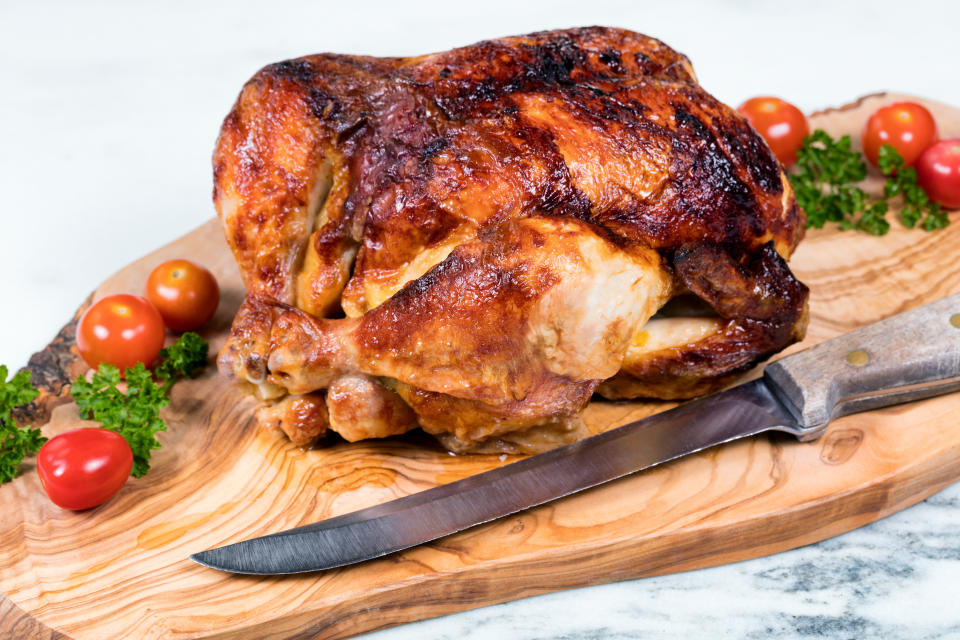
left=627, top=294, right=723, bottom=359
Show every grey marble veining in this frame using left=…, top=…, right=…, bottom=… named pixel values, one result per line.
left=362, top=481, right=960, bottom=639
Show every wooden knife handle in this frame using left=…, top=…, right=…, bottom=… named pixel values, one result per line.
left=764, top=293, right=960, bottom=436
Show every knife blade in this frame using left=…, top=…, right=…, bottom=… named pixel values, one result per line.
left=191, top=293, right=960, bottom=575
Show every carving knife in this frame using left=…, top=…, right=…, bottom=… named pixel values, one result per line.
left=191, top=293, right=960, bottom=575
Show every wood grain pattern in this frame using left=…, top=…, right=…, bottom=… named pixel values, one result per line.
left=3, top=93, right=960, bottom=640
left=0, top=597, right=68, bottom=640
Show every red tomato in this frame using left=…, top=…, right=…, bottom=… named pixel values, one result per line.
left=145, top=260, right=220, bottom=332
left=862, top=102, right=937, bottom=168
left=37, top=428, right=133, bottom=510
left=76, top=294, right=166, bottom=372
left=916, top=139, right=960, bottom=209
left=737, top=96, right=809, bottom=168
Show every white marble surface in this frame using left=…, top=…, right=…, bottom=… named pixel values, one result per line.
left=364, top=485, right=960, bottom=639
left=2, top=0, right=959, bottom=637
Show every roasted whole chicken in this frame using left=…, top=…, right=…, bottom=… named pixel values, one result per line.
left=215, top=27, right=809, bottom=453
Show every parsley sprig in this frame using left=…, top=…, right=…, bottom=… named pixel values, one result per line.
left=791, top=130, right=950, bottom=236
left=0, top=366, right=45, bottom=483
left=72, top=332, right=208, bottom=478
left=791, top=130, right=890, bottom=235
left=155, top=332, right=210, bottom=392
left=877, top=144, right=949, bottom=231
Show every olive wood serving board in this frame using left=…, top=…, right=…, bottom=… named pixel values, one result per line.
left=3, top=93, right=960, bottom=640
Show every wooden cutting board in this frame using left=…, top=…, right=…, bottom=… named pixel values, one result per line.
left=3, top=93, right=960, bottom=640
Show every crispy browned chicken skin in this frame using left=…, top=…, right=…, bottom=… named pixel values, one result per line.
left=215, top=27, right=808, bottom=453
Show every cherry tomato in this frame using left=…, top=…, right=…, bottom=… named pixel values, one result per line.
left=76, top=294, right=166, bottom=372
left=916, top=139, right=960, bottom=209
left=862, top=102, right=937, bottom=168
left=37, top=428, right=133, bottom=510
left=737, top=96, right=809, bottom=168
left=145, top=259, right=220, bottom=332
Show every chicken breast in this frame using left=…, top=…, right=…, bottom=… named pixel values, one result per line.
left=214, top=26, right=808, bottom=453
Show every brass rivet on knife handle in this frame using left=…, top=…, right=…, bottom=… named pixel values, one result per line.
left=845, top=350, right=870, bottom=367
left=763, top=293, right=960, bottom=431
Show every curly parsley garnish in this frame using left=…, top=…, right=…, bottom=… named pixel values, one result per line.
left=0, top=365, right=45, bottom=483
left=791, top=130, right=949, bottom=236
left=155, top=331, right=210, bottom=390
left=791, top=130, right=890, bottom=235
left=877, top=144, right=950, bottom=231
left=73, top=332, right=208, bottom=478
